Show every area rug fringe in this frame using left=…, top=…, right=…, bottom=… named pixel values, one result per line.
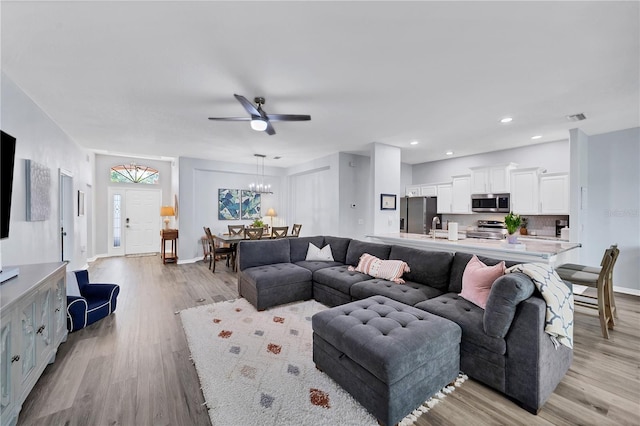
left=399, top=373, right=468, bottom=426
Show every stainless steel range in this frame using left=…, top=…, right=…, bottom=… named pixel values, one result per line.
left=466, top=220, right=508, bottom=240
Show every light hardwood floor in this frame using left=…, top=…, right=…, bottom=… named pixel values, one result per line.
left=16, top=256, right=640, bottom=425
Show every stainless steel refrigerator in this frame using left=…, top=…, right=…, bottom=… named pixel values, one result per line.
left=399, top=196, right=440, bottom=234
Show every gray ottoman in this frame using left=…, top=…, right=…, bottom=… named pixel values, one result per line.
left=312, top=295, right=461, bottom=426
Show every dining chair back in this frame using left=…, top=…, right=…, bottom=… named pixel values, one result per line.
left=244, top=227, right=264, bottom=240
left=291, top=223, right=302, bottom=237
left=556, top=244, right=618, bottom=338
left=204, top=226, right=234, bottom=272
left=271, top=226, right=289, bottom=239
left=228, top=225, right=245, bottom=237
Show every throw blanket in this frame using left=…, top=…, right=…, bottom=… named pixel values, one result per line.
left=506, top=263, right=574, bottom=349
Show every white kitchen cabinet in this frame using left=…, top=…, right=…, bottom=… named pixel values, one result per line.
left=540, top=173, right=569, bottom=214
left=0, top=263, right=67, bottom=426
left=405, top=185, right=420, bottom=197
left=510, top=168, right=545, bottom=214
left=436, top=183, right=453, bottom=213
left=419, top=185, right=437, bottom=197
left=452, top=175, right=471, bottom=213
left=470, top=163, right=517, bottom=194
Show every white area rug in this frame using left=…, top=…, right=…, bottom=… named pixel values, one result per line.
left=180, top=298, right=466, bottom=426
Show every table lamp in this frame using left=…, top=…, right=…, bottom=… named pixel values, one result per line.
left=160, top=206, right=175, bottom=229
left=265, top=208, right=277, bottom=228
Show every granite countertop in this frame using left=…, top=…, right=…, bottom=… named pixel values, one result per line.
left=368, top=233, right=581, bottom=262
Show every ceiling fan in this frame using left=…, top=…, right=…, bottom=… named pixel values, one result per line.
left=208, top=94, right=311, bottom=135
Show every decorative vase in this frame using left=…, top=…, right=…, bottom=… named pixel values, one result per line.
left=507, top=234, right=518, bottom=244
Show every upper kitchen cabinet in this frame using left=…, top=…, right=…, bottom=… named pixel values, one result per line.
left=540, top=173, right=569, bottom=214
left=436, top=183, right=453, bottom=213
left=452, top=175, right=471, bottom=213
left=405, top=185, right=420, bottom=197
left=419, top=184, right=438, bottom=197
left=470, top=163, right=517, bottom=194
left=510, top=167, right=545, bottom=214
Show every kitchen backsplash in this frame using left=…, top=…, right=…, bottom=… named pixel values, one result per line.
left=441, top=213, right=569, bottom=237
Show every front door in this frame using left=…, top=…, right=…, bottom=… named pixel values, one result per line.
left=124, top=189, right=161, bottom=255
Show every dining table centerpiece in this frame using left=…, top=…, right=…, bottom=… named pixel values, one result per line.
left=504, top=211, right=522, bottom=244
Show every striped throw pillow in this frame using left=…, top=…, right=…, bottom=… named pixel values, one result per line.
left=349, top=253, right=410, bottom=284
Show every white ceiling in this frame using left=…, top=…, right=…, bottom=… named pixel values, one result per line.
left=2, top=1, right=638, bottom=168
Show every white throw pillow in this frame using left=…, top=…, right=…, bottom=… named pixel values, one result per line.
left=305, top=243, right=334, bottom=262
left=66, top=271, right=82, bottom=297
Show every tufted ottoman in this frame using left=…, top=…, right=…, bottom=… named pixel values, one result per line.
left=312, top=295, right=461, bottom=426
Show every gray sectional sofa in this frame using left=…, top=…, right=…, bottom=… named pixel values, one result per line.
left=236, top=235, right=573, bottom=414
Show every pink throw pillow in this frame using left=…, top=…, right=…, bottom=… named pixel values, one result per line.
left=348, top=253, right=410, bottom=284
left=459, top=255, right=505, bottom=309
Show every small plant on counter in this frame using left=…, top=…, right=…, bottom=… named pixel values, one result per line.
left=504, top=212, right=522, bottom=235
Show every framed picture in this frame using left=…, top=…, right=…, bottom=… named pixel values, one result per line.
left=380, top=193, right=396, bottom=210
left=78, top=190, right=85, bottom=216
left=241, top=190, right=261, bottom=219
left=218, top=189, right=240, bottom=220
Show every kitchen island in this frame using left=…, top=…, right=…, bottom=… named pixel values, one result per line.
left=368, top=233, right=581, bottom=266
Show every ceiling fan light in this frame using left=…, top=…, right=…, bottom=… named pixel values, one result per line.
left=250, top=118, right=268, bottom=131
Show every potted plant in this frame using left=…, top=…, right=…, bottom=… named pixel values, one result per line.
left=519, top=217, right=528, bottom=235
left=252, top=219, right=265, bottom=228
left=504, top=212, right=521, bottom=244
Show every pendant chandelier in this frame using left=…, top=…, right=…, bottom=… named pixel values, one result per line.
left=249, top=154, right=273, bottom=194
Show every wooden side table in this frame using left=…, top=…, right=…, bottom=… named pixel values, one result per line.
left=161, top=229, right=178, bottom=264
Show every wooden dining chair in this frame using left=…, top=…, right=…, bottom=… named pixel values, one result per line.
left=556, top=245, right=618, bottom=338
left=271, top=226, right=289, bottom=239
left=244, top=227, right=264, bottom=240
left=291, top=224, right=302, bottom=237
left=228, top=225, right=245, bottom=237
left=204, top=227, right=234, bottom=272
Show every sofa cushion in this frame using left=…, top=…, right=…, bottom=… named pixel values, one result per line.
left=351, top=279, right=443, bottom=306
left=415, top=293, right=506, bottom=356
left=238, top=238, right=291, bottom=270
left=459, top=255, right=505, bottom=309
left=242, top=263, right=312, bottom=288
left=313, top=265, right=371, bottom=295
left=295, top=260, right=344, bottom=273
left=345, top=240, right=392, bottom=266
left=290, top=236, right=325, bottom=263
left=350, top=253, right=410, bottom=283
left=389, top=246, right=453, bottom=292
left=323, top=236, right=352, bottom=264
left=448, top=252, right=519, bottom=294
left=483, top=272, right=536, bottom=338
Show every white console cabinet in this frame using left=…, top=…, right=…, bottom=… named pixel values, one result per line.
left=0, top=262, right=67, bottom=426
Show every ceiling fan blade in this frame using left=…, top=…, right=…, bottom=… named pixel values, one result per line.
left=265, top=121, right=276, bottom=135
left=234, top=94, right=261, bottom=116
left=208, top=117, right=252, bottom=121
left=266, top=114, right=311, bottom=122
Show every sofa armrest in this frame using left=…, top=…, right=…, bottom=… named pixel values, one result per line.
left=483, top=272, right=535, bottom=338
left=66, top=296, right=88, bottom=332
left=81, top=283, right=119, bottom=300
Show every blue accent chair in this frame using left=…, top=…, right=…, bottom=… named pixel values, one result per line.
left=66, top=270, right=120, bottom=332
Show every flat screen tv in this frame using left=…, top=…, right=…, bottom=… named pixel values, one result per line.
left=1, top=131, right=17, bottom=240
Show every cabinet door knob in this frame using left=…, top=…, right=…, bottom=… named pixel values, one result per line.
left=55, top=308, right=61, bottom=312
left=37, top=325, right=46, bottom=334
left=11, top=355, right=20, bottom=363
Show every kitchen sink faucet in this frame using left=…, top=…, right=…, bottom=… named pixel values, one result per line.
left=431, top=216, right=440, bottom=239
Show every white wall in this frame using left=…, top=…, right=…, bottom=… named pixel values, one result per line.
left=371, top=143, right=401, bottom=234
left=1, top=72, right=92, bottom=270
left=338, top=153, right=371, bottom=239
left=93, top=154, right=173, bottom=256
left=412, top=139, right=570, bottom=185
left=582, top=127, right=639, bottom=293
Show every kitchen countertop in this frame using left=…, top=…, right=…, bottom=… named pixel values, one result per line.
left=368, top=233, right=581, bottom=265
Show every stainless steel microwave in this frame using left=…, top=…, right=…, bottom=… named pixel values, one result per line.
left=471, top=193, right=510, bottom=213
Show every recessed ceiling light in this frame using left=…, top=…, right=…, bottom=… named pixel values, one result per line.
left=410, top=141, right=419, bottom=145
left=531, top=135, right=542, bottom=140
left=445, top=151, right=454, bottom=156
left=500, top=117, right=513, bottom=123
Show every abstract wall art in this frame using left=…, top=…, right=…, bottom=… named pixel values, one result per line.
left=26, top=159, right=51, bottom=221
left=218, top=189, right=240, bottom=220
left=241, top=190, right=261, bottom=219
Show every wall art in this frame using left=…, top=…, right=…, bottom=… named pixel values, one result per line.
left=218, top=189, right=240, bottom=220
left=241, top=190, right=261, bottom=219
left=26, top=159, right=51, bottom=221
